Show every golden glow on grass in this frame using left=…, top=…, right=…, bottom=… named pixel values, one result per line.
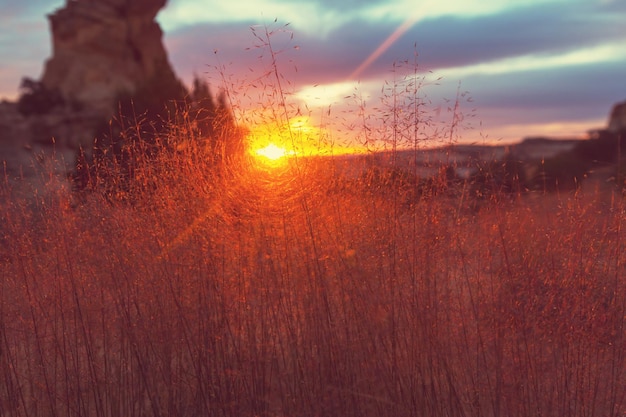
left=248, top=131, right=295, bottom=169
left=246, top=117, right=311, bottom=168
left=246, top=115, right=366, bottom=170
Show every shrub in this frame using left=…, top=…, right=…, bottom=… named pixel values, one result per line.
left=17, top=77, right=65, bottom=115
left=571, top=134, right=624, bottom=164
left=71, top=72, right=246, bottom=199
left=469, top=155, right=528, bottom=198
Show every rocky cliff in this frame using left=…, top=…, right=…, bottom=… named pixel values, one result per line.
left=0, top=0, right=185, bottom=190
left=608, top=100, right=626, bottom=134
left=41, top=0, right=179, bottom=116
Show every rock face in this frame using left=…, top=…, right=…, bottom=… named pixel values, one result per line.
left=608, top=100, right=626, bottom=134
left=41, top=0, right=178, bottom=116
left=0, top=101, right=100, bottom=182
left=0, top=0, right=182, bottom=190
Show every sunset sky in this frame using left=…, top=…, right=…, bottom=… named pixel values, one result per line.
left=1, top=0, right=624, bottom=146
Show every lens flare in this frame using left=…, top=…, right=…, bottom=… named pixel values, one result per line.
left=348, top=12, right=422, bottom=80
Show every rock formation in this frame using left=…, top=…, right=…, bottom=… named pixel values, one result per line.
left=607, top=100, right=626, bottom=134
left=41, top=0, right=180, bottom=117
left=0, top=0, right=183, bottom=190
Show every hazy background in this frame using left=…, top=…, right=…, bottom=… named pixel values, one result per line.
left=1, top=0, right=624, bottom=145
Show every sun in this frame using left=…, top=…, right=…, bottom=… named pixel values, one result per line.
left=246, top=115, right=331, bottom=169
left=255, top=143, right=289, bottom=161
left=249, top=141, right=296, bottom=169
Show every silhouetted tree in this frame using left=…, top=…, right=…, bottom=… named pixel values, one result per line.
left=212, top=90, right=246, bottom=166
left=17, top=77, right=65, bottom=115
left=71, top=73, right=247, bottom=199
left=183, top=76, right=245, bottom=166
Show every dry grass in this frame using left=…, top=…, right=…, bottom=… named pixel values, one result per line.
left=2, top=135, right=626, bottom=417
left=1, top=26, right=625, bottom=417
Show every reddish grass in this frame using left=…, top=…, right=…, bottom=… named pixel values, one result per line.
left=1, top=26, right=625, bottom=416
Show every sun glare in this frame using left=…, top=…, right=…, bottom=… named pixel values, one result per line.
left=246, top=115, right=359, bottom=169
left=255, top=143, right=289, bottom=161
left=250, top=141, right=297, bottom=169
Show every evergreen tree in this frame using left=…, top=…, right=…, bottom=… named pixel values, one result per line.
left=17, top=77, right=65, bottom=115
left=189, top=75, right=217, bottom=139
left=71, top=73, right=247, bottom=198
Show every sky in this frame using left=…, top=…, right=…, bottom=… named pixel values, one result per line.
left=1, top=0, right=625, bottom=148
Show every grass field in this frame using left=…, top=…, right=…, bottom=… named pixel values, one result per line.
left=1, top=28, right=625, bottom=415
left=1, top=137, right=625, bottom=416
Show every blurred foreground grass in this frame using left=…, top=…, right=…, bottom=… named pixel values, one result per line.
left=1, top=142, right=625, bottom=417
